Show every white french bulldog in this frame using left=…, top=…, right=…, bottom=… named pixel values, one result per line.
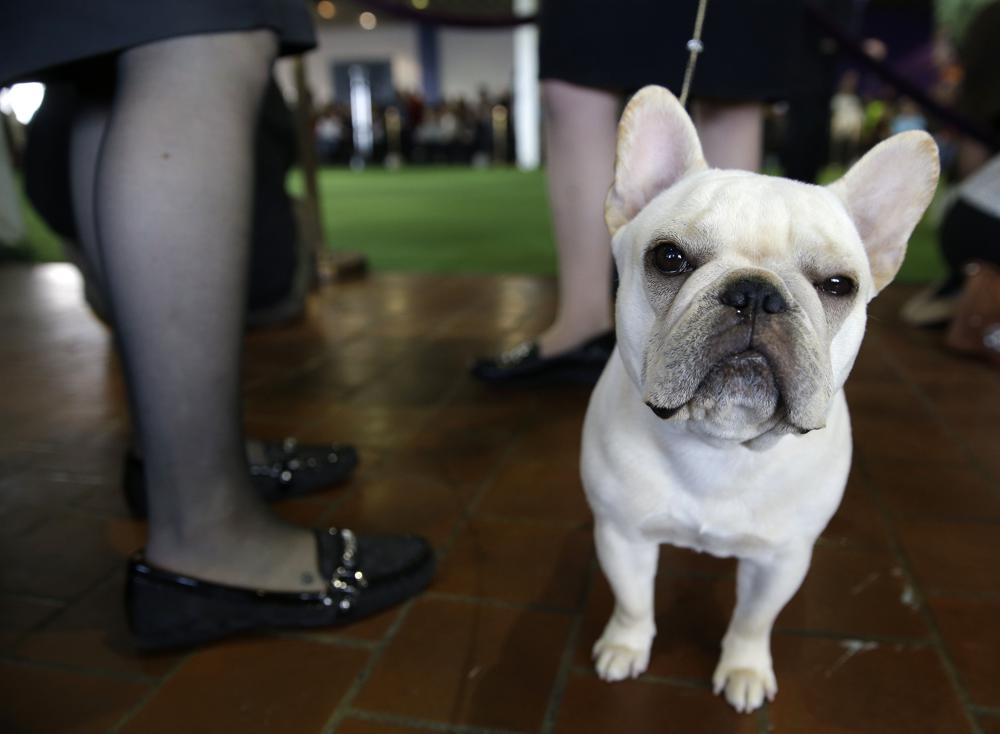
left=581, top=86, right=939, bottom=713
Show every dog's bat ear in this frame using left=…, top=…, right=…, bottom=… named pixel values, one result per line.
left=605, top=86, right=706, bottom=235
left=827, top=131, right=939, bottom=295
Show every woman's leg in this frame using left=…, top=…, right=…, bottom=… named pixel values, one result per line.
left=536, top=79, right=619, bottom=357
left=68, top=99, right=114, bottom=318
left=694, top=101, right=764, bottom=172
left=80, top=30, right=323, bottom=591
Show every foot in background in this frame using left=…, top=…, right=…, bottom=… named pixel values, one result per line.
left=470, top=330, right=614, bottom=385
left=123, top=438, right=359, bottom=518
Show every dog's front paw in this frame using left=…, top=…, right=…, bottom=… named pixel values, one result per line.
left=712, top=662, right=777, bottom=713
left=593, top=637, right=650, bottom=681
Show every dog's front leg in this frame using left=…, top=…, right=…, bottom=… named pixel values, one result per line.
left=592, top=520, right=658, bottom=681
left=713, top=544, right=812, bottom=713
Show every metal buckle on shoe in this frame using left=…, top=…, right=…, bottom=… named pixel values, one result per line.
left=323, top=528, right=368, bottom=611
left=499, top=341, right=532, bottom=366
left=249, top=461, right=291, bottom=484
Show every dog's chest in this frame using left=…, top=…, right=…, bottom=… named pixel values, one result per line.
left=636, top=497, right=780, bottom=558
left=583, top=422, right=819, bottom=558
left=582, top=356, right=852, bottom=559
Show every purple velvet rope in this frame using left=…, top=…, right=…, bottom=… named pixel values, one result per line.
left=804, top=0, right=999, bottom=151
left=358, top=0, right=537, bottom=28
left=351, top=0, right=998, bottom=150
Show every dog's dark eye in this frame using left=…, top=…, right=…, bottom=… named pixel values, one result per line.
left=651, top=242, right=691, bottom=275
left=817, top=276, right=855, bottom=297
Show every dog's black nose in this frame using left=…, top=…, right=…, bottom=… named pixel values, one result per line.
left=719, top=278, right=787, bottom=315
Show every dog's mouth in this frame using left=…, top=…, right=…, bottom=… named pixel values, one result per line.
left=646, top=349, right=779, bottom=420
left=646, top=402, right=681, bottom=419
left=706, top=349, right=775, bottom=383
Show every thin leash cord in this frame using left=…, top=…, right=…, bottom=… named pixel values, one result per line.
left=678, top=0, right=710, bottom=108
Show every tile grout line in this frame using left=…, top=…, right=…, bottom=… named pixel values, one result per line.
left=422, top=589, right=579, bottom=616
left=240, top=330, right=373, bottom=397
left=269, top=630, right=380, bottom=651
left=568, top=664, right=710, bottom=691
left=319, top=417, right=532, bottom=731
left=324, top=285, right=486, bottom=425
left=349, top=707, right=529, bottom=734
left=772, top=627, right=932, bottom=646
left=6, top=562, right=121, bottom=655
left=859, top=454, right=985, bottom=734
left=105, top=654, right=192, bottom=734
left=433, top=435, right=526, bottom=565
left=0, top=654, right=160, bottom=685
left=758, top=700, right=774, bottom=734
left=317, top=281, right=545, bottom=734
left=872, top=329, right=999, bottom=494
left=471, top=512, right=591, bottom=530
left=539, top=558, right=598, bottom=734
left=0, top=590, right=67, bottom=606
left=322, top=593, right=419, bottom=734
left=924, top=586, right=1000, bottom=604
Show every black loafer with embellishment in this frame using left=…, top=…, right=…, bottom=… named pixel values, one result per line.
left=470, top=331, right=615, bottom=386
left=122, top=438, right=359, bottom=519
left=126, top=527, right=435, bottom=651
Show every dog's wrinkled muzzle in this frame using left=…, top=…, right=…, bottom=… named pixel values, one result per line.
left=641, top=285, right=833, bottom=436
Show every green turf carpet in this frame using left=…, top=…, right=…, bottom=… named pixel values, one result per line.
left=16, top=166, right=945, bottom=283
left=299, top=167, right=558, bottom=274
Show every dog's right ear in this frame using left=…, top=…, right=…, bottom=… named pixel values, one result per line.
left=605, top=86, right=706, bottom=235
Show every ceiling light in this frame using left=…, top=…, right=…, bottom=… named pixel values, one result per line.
left=316, top=1, right=336, bottom=20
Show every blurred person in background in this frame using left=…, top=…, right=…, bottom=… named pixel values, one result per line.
left=0, top=1, right=433, bottom=649
left=315, top=104, right=346, bottom=163
left=901, top=151, right=1000, bottom=327
left=830, top=71, right=865, bottom=166
left=0, top=115, right=25, bottom=250
left=890, top=98, right=929, bottom=134
left=472, top=0, right=803, bottom=385
left=902, top=0, right=1000, bottom=328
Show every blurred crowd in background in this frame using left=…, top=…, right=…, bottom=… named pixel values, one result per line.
left=292, top=0, right=997, bottom=183
left=304, top=47, right=977, bottom=183
left=307, top=77, right=939, bottom=176
left=313, top=87, right=516, bottom=166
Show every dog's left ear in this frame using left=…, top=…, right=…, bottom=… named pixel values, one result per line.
left=605, top=86, right=706, bottom=235
left=828, top=131, right=940, bottom=294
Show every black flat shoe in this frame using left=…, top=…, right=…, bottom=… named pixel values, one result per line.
left=126, top=527, right=435, bottom=651
left=122, top=438, right=359, bottom=519
left=470, top=331, right=615, bottom=386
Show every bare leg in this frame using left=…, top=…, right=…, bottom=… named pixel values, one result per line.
left=592, top=520, right=659, bottom=681
left=535, top=92, right=760, bottom=360
left=0, top=120, right=25, bottom=246
left=957, top=138, right=990, bottom=179
left=694, top=101, right=764, bottom=171
left=82, top=30, right=323, bottom=592
left=713, top=545, right=812, bottom=713
left=537, top=80, right=618, bottom=357
left=68, top=100, right=113, bottom=316
left=69, top=103, right=107, bottom=276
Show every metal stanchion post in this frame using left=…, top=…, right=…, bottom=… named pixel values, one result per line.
left=491, top=104, right=508, bottom=165
left=292, top=56, right=367, bottom=285
left=385, top=106, right=403, bottom=169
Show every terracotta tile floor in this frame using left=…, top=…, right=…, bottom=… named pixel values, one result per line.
left=2, top=263, right=999, bottom=733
